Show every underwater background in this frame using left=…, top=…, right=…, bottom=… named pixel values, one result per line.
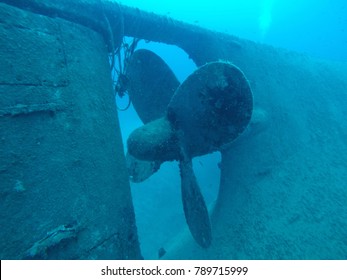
left=115, top=0, right=347, bottom=259
left=1, top=0, right=346, bottom=260
left=120, top=0, right=347, bottom=62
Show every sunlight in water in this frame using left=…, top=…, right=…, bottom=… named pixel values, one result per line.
left=259, top=0, right=274, bottom=40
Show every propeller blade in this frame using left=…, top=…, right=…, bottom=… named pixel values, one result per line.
left=179, top=158, right=212, bottom=248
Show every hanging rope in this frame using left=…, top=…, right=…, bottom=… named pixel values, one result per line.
left=112, top=37, right=140, bottom=111
left=101, top=1, right=140, bottom=111
left=100, top=1, right=129, bottom=111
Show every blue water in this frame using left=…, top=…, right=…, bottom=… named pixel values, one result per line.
left=119, top=0, right=347, bottom=62
left=116, top=0, right=347, bottom=259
